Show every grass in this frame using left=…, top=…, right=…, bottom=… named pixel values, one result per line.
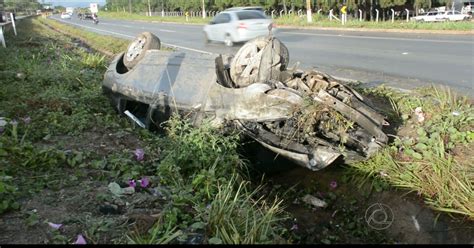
left=204, top=176, right=286, bottom=244
left=98, top=11, right=474, bottom=31
left=275, top=13, right=474, bottom=31
left=100, top=12, right=210, bottom=24
left=38, top=18, right=130, bottom=56
left=351, top=85, right=474, bottom=218
left=1, top=14, right=472, bottom=245
left=0, top=16, right=288, bottom=244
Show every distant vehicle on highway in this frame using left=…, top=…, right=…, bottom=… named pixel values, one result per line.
left=66, top=7, right=74, bottom=15
left=79, top=12, right=93, bottom=20
left=436, top=11, right=472, bottom=21
left=203, top=10, right=274, bottom=47
left=411, top=11, right=445, bottom=22
left=60, top=12, right=71, bottom=19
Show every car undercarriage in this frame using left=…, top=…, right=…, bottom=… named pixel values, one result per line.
left=102, top=32, right=389, bottom=171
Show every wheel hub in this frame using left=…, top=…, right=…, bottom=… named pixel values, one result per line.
left=126, top=37, right=147, bottom=62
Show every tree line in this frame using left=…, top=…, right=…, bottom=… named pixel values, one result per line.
left=105, top=0, right=454, bottom=18
left=3, top=0, right=42, bottom=12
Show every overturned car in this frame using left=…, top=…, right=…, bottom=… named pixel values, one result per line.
left=102, top=32, right=389, bottom=171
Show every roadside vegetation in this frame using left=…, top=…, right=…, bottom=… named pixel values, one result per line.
left=352, top=86, right=474, bottom=218
left=275, top=14, right=474, bottom=31
left=0, top=18, right=288, bottom=244
left=39, top=18, right=129, bottom=56
left=97, top=11, right=474, bottom=32
left=0, top=16, right=472, bottom=245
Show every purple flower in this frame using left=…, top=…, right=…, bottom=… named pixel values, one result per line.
left=48, top=222, right=62, bottom=230
left=140, top=177, right=149, bottom=188
left=74, top=234, right=87, bottom=245
left=22, top=116, right=31, bottom=125
left=290, top=224, right=299, bottom=231
left=134, top=148, right=144, bottom=161
left=329, top=180, right=338, bottom=189
left=128, top=179, right=136, bottom=188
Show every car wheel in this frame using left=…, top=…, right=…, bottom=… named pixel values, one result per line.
left=230, top=37, right=289, bottom=87
left=123, top=32, right=161, bottom=70
left=224, top=34, right=233, bottom=47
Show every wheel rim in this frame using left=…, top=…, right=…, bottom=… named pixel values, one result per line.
left=125, top=37, right=147, bottom=62
left=230, top=38, right=269, bottom=85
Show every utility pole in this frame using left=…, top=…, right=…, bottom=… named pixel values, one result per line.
left=306, top=0, right=312, bottom=23
left=202, top=0, right=206, bottom=18
left=161, top=0, right=164, bottom=17
left=147, top=0, right=151, bottom=16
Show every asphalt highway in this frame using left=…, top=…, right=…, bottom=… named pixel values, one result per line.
left=51, top=15, right=474, bottom=95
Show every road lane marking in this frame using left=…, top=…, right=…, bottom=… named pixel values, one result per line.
left=51, top=17, right=213, bottom=55
left=280, top=31, right=473, bottom=44
left=99, top=23, right=134, bottom=28
left=159, top=29, right=176, bottom=33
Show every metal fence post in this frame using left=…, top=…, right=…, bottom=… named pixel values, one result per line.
left=405, top=9, right=409, bottom=22
left=375, top=9, right=379, bottom=22
left=10, top=13, right=17, bottom=36
left=359, top=9, right=363, bottom=21
left=391, top=9, right=395, bottom=23
left=0, top=26, right=6, bottom=48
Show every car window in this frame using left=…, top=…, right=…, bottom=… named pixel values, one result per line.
left=212, top=13, right=231, bottom=24
left=236, top=11, right=266, bottom=20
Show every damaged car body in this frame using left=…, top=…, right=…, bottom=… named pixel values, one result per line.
left=102, top=32, right=389, bottom=171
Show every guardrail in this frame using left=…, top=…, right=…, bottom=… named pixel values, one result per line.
left=0, top=13, right=18, bottom=48
left=0, top=15, right=35, bottom=48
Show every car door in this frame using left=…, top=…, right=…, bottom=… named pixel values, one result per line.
left=207, top=13, right=231, bottom=41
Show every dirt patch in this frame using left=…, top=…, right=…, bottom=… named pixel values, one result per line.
left=264, top=163, right=474, bottom=244
left=38, top=126, right=142, bottom=157
left=0, top=171, right=166, bottom=244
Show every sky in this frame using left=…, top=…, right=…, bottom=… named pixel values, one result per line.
left=41, top=0, right=107, bottom=8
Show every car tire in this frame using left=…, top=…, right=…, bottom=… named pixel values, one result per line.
left=224, top=34, right=233, bottom=47
left=123, top=32, right=161, bottom=70
left=230, top=37, right=289, bottom=87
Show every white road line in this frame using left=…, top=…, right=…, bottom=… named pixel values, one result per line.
left=51, top=17, right=213, bottom=55
left=280, top=31, right=474, bottom=44
left=100, top=23, right=133, bottom=28
left=54, top=18, right=135, bottom=38
left=159, top=29, right=176, bottom=33
left=161, top=42, right=212, bottom=54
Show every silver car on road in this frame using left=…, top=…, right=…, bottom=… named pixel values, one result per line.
left=203, top=10, right=275, bottom=47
